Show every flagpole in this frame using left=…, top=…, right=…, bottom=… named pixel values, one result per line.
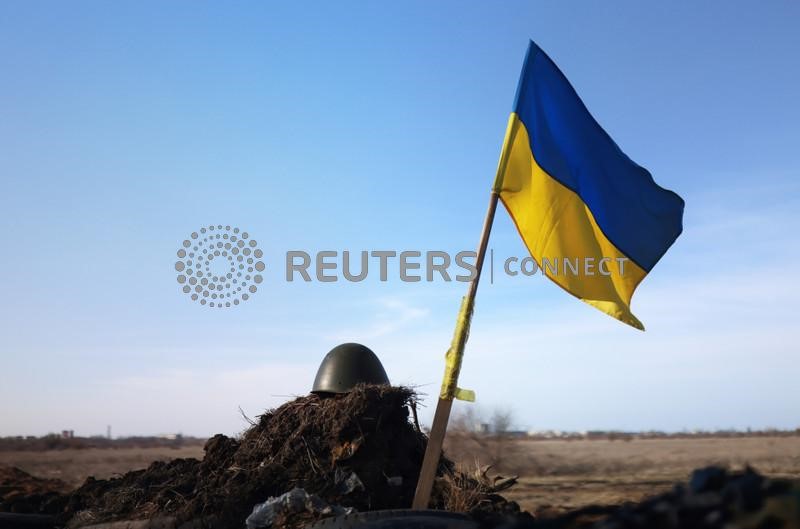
left=411, top=188, right=500, bottom=509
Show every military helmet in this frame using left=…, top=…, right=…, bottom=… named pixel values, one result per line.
left=312, top=343, right=389, bottom=394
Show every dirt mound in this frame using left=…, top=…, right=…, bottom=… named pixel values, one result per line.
left=0, top=466, right=69, bottom=514
left=59, top=385, right=515, bottom=528
left=62, top=458, right=200, bottom=524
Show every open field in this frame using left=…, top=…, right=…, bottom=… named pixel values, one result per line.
left=0, top=446, right=205, bottom=488
left=1, top=436, right=798, bottom=515
left=445, top=435, right=800, bottom=514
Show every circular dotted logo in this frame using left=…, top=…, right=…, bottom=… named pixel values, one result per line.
left=175, top=225, right=265, bottom=308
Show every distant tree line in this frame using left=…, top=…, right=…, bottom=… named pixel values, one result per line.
left=516, top=427, right=800, bottom=441
left=0, top=434, right=207, bottom=451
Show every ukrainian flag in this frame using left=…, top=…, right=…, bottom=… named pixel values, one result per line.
left=494, top=41, right=684, bottom=330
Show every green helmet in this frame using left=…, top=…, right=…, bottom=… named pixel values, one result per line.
left=312, top=343, right=389, bottom=394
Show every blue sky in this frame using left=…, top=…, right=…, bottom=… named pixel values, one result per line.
left=1, top=1, right=798, bottom=437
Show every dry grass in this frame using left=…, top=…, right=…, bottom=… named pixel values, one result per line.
left=444, top=435, right=800, bottom=515
left=439, top=469, right=487, bottom=512
left=0, top=446, right=205, bottom=488
left=2, top=435, right=799, bottom=518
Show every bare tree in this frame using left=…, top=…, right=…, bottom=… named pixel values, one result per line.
left=490, top=407, right=513, bottom=435
left=445, top=405, right=517, bottom=472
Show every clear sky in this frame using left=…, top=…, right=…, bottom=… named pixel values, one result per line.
left=1, top=1, right=798, bottom=437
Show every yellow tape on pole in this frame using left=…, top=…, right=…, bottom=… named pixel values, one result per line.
left=414, top=190, right=499, bottom=509
left=439, top=296, right=476, bottom=402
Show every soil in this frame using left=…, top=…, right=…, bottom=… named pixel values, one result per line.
left=534, top=466, right=800, bottom=529
left=57, top=385, right=518, bottom=528
left=0, top=466, right=69, bottom=514
left=5, top=386, right=796, bottom=528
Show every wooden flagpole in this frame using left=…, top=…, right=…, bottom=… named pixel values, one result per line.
left=411, top=189, right=500, bottom=509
